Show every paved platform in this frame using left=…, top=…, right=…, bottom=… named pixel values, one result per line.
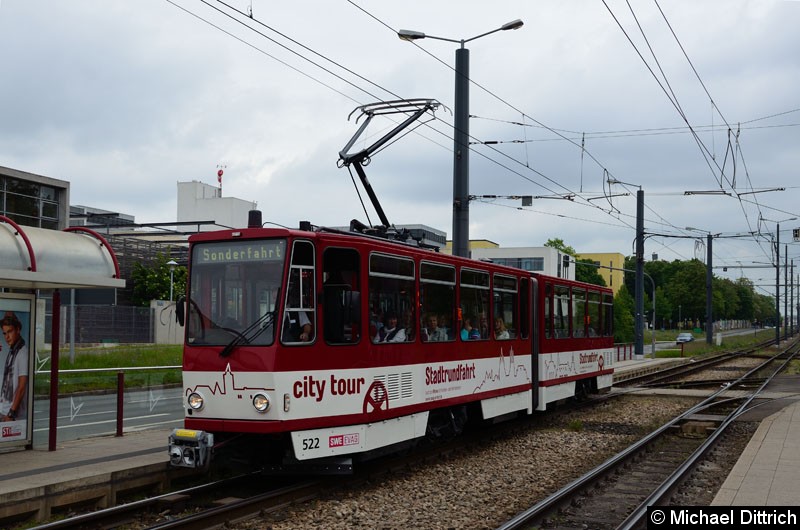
left=0, top=428, right=179, bottom=523
left=612, top=355, right=689, bottom=378
left=0, top=356, right=796, bottom=525
left=712, top=400, right=800, bottom=506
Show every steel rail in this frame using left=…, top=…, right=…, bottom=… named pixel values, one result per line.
left=616, top=341, right=800, bottom=529
left=496, top=340, right=799, bottom=530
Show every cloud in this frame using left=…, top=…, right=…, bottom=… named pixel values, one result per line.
left=0, top=0, right=798, bottom=291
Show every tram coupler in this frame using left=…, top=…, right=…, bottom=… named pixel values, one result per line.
left=168, top=428, right=214, bottom=469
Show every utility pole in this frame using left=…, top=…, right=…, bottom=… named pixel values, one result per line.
left=784, top=245, right=788, bottom=341
left=452, top=45, right=470, bottom=258
left=706, top=234, right=713, bottom=344
left=776, top=225, right=780, bottom=346
left=787, top=258, right=794, bottom=337
left=635, top=189, right=645, bottom=359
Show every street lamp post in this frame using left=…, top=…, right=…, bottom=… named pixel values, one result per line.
left=167, top=260, right=178, bottom=301
left=785, top=244, right=789, bottom=341
left=608, top=179, right=645, bottom=357
left=776, top=228, right=780, bottom=345
left=398, top=19, right=523, bottom=258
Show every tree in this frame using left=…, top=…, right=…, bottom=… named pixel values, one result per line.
left=653, top=286, right=672, bottom=330
left=713, top=277, right=740, bottom=320
left=131, top=252, right=187, bottom=307
left=733, top=278, right=755, bottom=321
left=544, top=238, right=576, bottom=256
left=617, top=255, right=769, bottom=332
left=753, top=292, right=777, bottom=326
left=613, top=285, right=635, bottom=343
left=575, top=258, right=607, bottom=287
left=663, top=259, right=707, bottom=326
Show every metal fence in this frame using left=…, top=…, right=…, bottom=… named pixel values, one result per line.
left=54, top=304, right=154, bottom=345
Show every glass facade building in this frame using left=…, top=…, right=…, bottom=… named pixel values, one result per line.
left=0, top=166, right=69, bottom=230
left=490, top=257, right=545, bottom=272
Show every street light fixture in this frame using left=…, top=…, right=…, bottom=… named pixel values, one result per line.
left=167, top=260, right=178, bottom=301
left=398, top=19, right=523, bottom=258
left=758, top=214, right=796, bottom=235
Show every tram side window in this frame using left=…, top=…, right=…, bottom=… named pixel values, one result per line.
left=460, top=268, right=490, bottom=340
left=602, top=292, right=614, bottom=337
left=493, top=274, right=517, bottom=340
left=572, top=288, right=586, bottom=338
left=544, top=283, right=553, bottom=339
left=519, top=277, right=530, bottom=339
left=553, top=285, right=570, bottom=338
left=587, top=290, right=601, bottom=337
left=420, top=261, right=456, bottom=342
left=369, top=253, right=415, bottom=343
left=282, top=240, right=316, bottom=345
left=323, top=247, right=360, bottom=344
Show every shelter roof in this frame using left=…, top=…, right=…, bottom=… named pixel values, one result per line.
left=1, top=216, right=125, bottom=290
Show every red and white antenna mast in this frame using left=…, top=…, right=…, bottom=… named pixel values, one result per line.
left=216, top=165, right=226, bottom=196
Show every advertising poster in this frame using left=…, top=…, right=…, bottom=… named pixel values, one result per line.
left=0, top=294, right=33, bottom=449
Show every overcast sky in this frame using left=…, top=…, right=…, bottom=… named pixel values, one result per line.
left=2, top=0, right=799, bottom=296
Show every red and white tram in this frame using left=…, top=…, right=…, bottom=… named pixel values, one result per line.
left=168, top=213, right=614, bottom=472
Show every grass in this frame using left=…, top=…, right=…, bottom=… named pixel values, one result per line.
left=784, top=359, right=800, bottom=375
left=647, top=328, right=780, bottom=359
left=35, top=344, right=182, bottom=395
left=567, top=418, right=584, bottom=432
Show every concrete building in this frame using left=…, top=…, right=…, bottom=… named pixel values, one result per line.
left=177, top=180, right=257, bottom=231
left=70, top=205, right=135, bottom=229
left=577, top=252, right=626, bottom=295
left=469, top=245, right=575, bottom=280
left=397, top=224, right=447, bottom=249
left=0, top=166, right=70, bottom=230
left=443, top=240, right=624, bottom=287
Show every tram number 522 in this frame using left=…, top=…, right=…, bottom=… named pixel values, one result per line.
left=302, top=437, right=320, bottom=451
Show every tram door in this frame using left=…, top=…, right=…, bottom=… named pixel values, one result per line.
left=322, top=247, right=361, bottom=344
left=282, top=240, right=316, bottom=344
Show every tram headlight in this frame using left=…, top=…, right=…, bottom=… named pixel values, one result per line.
left=252, top=392, right=271, bottom=413
left=187, top=392, right=204, bottom=410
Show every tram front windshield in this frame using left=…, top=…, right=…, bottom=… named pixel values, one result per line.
left=187, top=239, right=286, bottom=346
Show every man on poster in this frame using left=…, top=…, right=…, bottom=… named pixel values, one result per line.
left=1, top=312, right=28, bottom=423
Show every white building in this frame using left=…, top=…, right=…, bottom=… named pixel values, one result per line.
left=469, top=246, right=575, bottom=280
left=177, top=180, right=257, bottom=231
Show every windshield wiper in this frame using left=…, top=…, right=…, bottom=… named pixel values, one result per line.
left=219, top=310, right=275, bottom=358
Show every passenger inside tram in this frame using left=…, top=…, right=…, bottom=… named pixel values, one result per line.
left=374, top=311, right=406, bottom=343
left=461, top=317, right=481, bottom=340
left=423, top=314, right=448, bottom=342
left=494, top=317, right=510, bottom=340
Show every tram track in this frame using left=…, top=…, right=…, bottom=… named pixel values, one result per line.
left=27, top=473, right=320, bottom=530
left=497, top=342, right=800, bottom=530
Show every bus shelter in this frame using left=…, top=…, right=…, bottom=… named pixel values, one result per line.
left=0, top=216, right=125, bottom=452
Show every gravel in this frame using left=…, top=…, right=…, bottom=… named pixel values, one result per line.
left=239, top=395, right=749, bottom=530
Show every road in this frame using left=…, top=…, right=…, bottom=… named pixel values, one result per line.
left=32, top=387, right=185, bottom=445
